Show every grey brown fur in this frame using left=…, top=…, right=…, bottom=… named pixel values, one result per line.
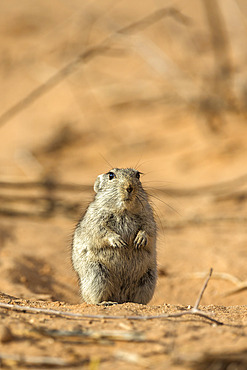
left=72, top=168, right=157, bottom=304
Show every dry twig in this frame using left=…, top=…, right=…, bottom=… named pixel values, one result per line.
left=222, top=283, right=247, bottom=297
left=0, top=7, right=189, bottom=128
left=187, top=271, right=247, bottom=297
left=37, top=328, right=145, bottom=343
left=0, top=269, right=223, bottom=325
left=0, top=353, right=76, bottom=367
left=0, top=180, right=90, bottom=192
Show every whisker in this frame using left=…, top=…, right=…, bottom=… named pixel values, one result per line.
left=144, top=185, right=178, bottom=201
left=152, top=206, right=165, bottom=234
left=142, top=180, right=179, bottom=186
left=148, top=193, right=180, bottom=216
left=136, top=194, right=146, bottom=212
left=133, top=159, right=153, bottom=171
left=98, top=153, right=114, bottom=170
left=133, top=157, right=143, bottom=171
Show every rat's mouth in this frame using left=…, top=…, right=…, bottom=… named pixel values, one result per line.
left=121, top=193, right=134, bottom=203
left=123, top=196, right=137, bottom=206
left=124, top=192, right=135, bottom=201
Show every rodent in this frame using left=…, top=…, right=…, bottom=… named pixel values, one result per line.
left=72, top=168, right=157, bottom=304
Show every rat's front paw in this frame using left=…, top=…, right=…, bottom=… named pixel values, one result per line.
left=108, top=234, right=128, bottom=248
left=134, top=230, right=148, bottom=249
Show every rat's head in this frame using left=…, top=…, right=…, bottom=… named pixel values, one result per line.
left=94, top=168, right=146, bottom=210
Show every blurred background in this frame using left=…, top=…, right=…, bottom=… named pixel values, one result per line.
left=0, top=0, right=247, bottom=306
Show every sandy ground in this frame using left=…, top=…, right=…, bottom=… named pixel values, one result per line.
left=0, top=1, right=247, bottom=368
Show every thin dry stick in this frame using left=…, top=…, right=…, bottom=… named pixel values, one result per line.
left=202, top=0, right=234, bottom=95
left=194, top=268, right=212, bottom=310
left=0, top=353, right=71, bottom=367
left=187, top=271, right=247, bottom=297
left=0, top=45, right=111, bottom=128
left=38, top=328, right=145, bottom=342
left=118, top=7, right=190, bottom=35
left=0, top=180, right=90, bottom=192
left=188, top=271, right=242, bottom=285
left=0, top=269, right=223, bottom=325
left=222, top=283, right=247, bottom=297
left=0, top=7, right=189, bottom=128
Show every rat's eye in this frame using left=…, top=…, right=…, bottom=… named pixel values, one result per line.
left=108, top=172, right=116, bottom=180
left=136, top=171, right=141, bottom=179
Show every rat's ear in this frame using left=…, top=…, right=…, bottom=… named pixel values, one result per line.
left=94, top=174, right=104, bottom=193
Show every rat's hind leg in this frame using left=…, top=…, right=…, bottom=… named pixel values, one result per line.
left=133, top=268, right=157, bottom=304
left=79, top=262, right=113, bottom=304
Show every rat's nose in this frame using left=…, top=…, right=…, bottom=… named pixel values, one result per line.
left=126, top=185, right=133, bottom=194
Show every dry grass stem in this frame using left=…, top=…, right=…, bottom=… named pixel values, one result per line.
left=0, top=353, right=75, bottom=367
left=0, top=269, right=223, bottom=325
left=187, top=271, right=247, bottom=297
left=38, top=328, right=145, bottom=342
left=0, top=7, right=189, bottom=128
